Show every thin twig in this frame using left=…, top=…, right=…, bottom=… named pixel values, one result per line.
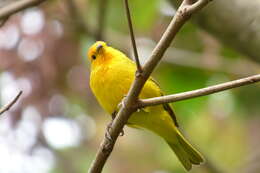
left=65, top=0, right=91, bottom=35
left=96, top=0, right=109, bottom=40
left=124, top=0, right=142, bottom=73
left=0, top=91, right=22, bottom=115
left=137, top=74, right=260, bottom=108
left=0, top=0, right=47, bottom=26
left=186, top=0, right=212, bottom=15
left=88, top=0, right=212, bottom=172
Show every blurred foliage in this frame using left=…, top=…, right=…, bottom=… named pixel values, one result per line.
left=0, top=0, right=259, bottom=173
left=220, top=46, right=241, bottom=60
left=174, top=22, right=204, bottom=52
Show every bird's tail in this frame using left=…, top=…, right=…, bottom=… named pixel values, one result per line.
left=167, top=129, right=204, bottom=171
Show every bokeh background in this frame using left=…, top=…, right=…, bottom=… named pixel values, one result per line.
left=0, top=0, right=260, bottom=173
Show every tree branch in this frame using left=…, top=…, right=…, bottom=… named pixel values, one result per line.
left=124, top=0, right=142, bottom=73
left=95, top=0, right=109, bottom=40
left=169, top=0, right=260, bottom=63
left=185, top=0, right=212, bottom=15
left=137, top=74, right=260, bottom=108
left=0, top=91, right=22, bottom=115
left=65, top=0, right=92, bottom=35
left=88, top=0, right=212, bottom=172
left=0, top=0, right=47, bottom=26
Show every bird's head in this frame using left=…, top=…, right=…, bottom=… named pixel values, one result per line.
left=87, top=41, right=108, bottom=63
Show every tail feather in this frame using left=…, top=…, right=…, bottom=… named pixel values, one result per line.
left=168, top=141, right=192, bottom=171
left=167, top=129, right=204, bottom=171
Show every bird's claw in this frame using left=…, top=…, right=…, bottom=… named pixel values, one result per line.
left=119, top=129, right=124, bottom=136
left=105, top=118, right=124, bottom=141
left=117, top=95, right=127, bottom=110
left=137, top=108, right=141, bottom=112
left=117, top=101, right=125, bottom=110
left=111, top=111, right=117, bottom=119
left=105, top=121, right=113, bottom=142
left=106, top=98, right=126, bottom=140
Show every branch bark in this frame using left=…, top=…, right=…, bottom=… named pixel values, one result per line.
left=88, top=0, right=212, bottom=172
left=65, top=0, right=92, bottom=35
left=0, top=0, right=47, bottom=26
left=137, top=74, right=260, bottom=108
left=169, top=0, right=260, bottom=63
left=95, top=0, right=108, bottom=40
left=0, top=90, right=22, bottom=115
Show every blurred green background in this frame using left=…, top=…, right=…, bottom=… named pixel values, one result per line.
left=0, top=0, right=260, bottom=173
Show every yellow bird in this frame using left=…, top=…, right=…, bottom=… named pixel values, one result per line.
left=88, top=41, right=204, bottom=171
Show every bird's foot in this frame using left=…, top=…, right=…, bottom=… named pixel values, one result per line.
left=136, top=108, right=142, bottom=112
left=111, top=110, right=117, bottom=119
left=117, top=95, right=127, bottom=110
left=105, top=121, right=113, bottom=142
left=105, top=117, right=124, bottom=141
left=119, top=128, right=124, bottom=136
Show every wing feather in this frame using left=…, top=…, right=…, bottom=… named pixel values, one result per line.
left=150, top=78, right=179, bottom=127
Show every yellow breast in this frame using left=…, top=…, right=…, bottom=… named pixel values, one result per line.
left=90, top=58, right=134, bottom=114
left=89, top=47, right=162, bottom=115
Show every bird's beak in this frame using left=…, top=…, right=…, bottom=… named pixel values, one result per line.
left=96, top=44, right=103, bottom=53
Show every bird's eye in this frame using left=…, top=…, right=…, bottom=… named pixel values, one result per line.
left=92, top=55, right=96, bottom=60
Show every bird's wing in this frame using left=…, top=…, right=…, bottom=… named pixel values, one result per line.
left=150, top=78, right=179, bottom=127
left=162, top=102, right=179, bottom=127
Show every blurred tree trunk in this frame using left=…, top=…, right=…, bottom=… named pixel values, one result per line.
left=169, top=0, right=260, bottom=63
